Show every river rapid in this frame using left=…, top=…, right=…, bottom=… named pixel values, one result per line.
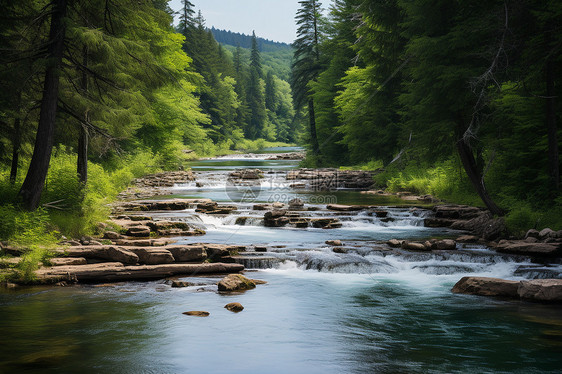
left=1, top=148, right=561, bottom=373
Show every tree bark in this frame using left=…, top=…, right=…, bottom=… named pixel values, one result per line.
left=308, top=97, right=320, bottom=156
left=9, top=114, right=21, bottom=184
left=456, top=138, right=505, bottom=216
left=77, top=125, right=88, bottom=184
left=545, top=44, right=559, bottom=192
left=19, top=0, right=67, bottom=210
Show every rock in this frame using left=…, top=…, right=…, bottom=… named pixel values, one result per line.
left=288, top=198, right=305, bottom=210
left=254, top=246, right=267, bottom=252
left=264, top=210, right=287, bottom=219
left=204, top=244, right=231, bottom=260
left=451, top=277, right=519, bottom=298
left=326, top=204, right=364, bottom=212
left=539, top=228, right=555, bottom=240
left=196, top=202, right=237, bottom=215
left=401, top=241, right=429, bottom=251
left=183, top=311, right=210, bottom=317
left=217, top=274, right=256, bottom=292
left=147, top=221, right=191, bottom=232
left=50, top=258, right=87, bottom=266
left=372, top=210, right=388, bottom=218
left=61, top=246, right=139, bottom=265
left=171, top=281, right=192, bottom=288
left=456, top=213, right=507, bottom=241
left=524, top=237, right=539, bottom=243
left=229, top=169, right=263, bottom=180
left=518, top=279, right=562, bottom=303
left=432, top=239, right=457, bottom=251
left=387, top=239, right=403, bottom=248
left=128, top=248, right=175, bottom=265
left=525, top=229, right=540, bottom=239
left=325, top=240, right=342, bottom=246
left=311, top=218, right=341, bottom=229
left=235, top=217, right=249, bottom=225
left=456, top=235, right=479, bottom=243
left=495, top=241, right=561, bottom=257
left=167, top=246, right=207, bottom=262
left=36, top=263, right=244, bottom=284
left=126, top=227, right=151, bottom=237
left=272, top=202, right=285, bottom=209
left=264, top=210, right=289, bottom=227
left=225, top=302, right=244, bottom=312
left=333, top=247, right=350, bottom=254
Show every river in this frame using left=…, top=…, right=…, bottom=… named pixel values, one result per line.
left=1, top=148, right=561, bottom=373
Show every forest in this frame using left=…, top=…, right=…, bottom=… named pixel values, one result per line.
left=0, top=0, right=561, bottom=251
left=293, top=0, right=561, bottom=231
left=0, top=0, right=299, bottom=246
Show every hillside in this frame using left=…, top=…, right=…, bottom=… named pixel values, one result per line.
left=210, top=27, right=292, bottom=52
left=211, top=28, right=293, bottom=81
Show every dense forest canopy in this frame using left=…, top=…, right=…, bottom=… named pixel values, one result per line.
left=293, top=0, right=561, bottom=227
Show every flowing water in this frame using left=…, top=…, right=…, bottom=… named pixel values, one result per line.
left=1, top=148, right=561, bottom=373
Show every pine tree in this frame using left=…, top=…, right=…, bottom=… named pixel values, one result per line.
left=292, top=0, right=323, bottom=156
left=247, top=31, right=267, bottom=139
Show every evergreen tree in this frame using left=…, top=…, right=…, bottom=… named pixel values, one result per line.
left=292, top=0, right=323, bottom=156
left=246, top=31, right=267, bottom=139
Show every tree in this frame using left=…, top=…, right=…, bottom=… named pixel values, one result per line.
left=247, top=31, right=267, bottom=139
left=399, top=0, right=508, bottom=215
left=19, top=0, right=68, bottom=210
left=292, top=0, right=323, bottom=156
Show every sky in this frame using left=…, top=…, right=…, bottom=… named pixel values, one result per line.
left=168, top=0, right=301, bottom=44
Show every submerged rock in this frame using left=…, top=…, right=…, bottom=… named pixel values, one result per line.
left=326, top=240, right=342, bottom=246
left=183, top=311, right=210, bottom=317
left=225, top=302, right=244, bottom=312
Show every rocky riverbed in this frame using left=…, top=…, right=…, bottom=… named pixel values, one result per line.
left=2, top=151, right=562, bottom=303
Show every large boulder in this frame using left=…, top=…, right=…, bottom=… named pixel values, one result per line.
left=517, top=279, right=562, bottom=302
left=451, top=276, right=519, bottom=298
left=217, top=274, right=256, bottom=292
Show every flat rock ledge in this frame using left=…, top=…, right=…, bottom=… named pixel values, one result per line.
left=35, top=262, right=244, bottom=284
left=452, top=276, right=562, bottom=303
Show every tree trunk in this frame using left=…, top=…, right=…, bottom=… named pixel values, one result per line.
left=77, top=125, right=88, bottom=184
left=308, top=97, right=320, bottom=156
left=77, top=46, right=89, bottom=185
left=9, top=115, right=21, bottom=184
left=19, top=0, right=67, bottom=210
left=545, top=49, right=559, bottom=192
left=456, top=138, right=505, bottom=216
